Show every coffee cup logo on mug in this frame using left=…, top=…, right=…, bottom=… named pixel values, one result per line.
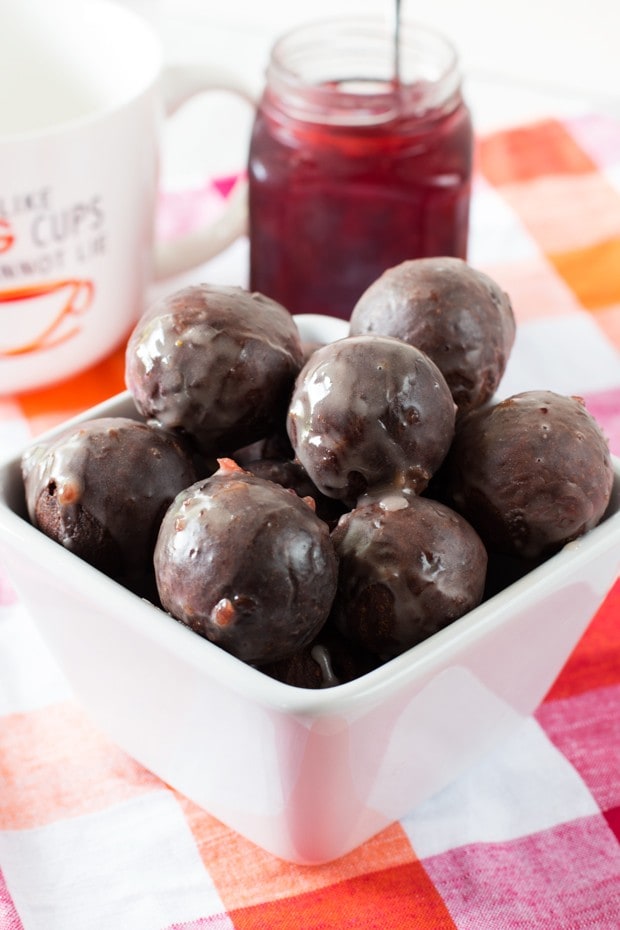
left=0, top=0, right=251, bottom=393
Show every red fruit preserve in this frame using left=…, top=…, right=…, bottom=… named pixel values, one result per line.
left=248, top=19, right=473, bottom=320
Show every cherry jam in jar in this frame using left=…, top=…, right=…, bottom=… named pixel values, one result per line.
left=248, top=18, right=473, bottom=320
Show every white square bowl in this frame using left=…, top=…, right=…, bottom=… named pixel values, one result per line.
left=0, top=314, right=618, bottom=864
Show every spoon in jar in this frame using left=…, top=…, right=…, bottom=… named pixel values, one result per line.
left=393, top=0, right=402, bottom=86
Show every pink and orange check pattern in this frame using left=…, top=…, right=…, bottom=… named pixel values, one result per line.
left=1, top=114, right=619, bottom=929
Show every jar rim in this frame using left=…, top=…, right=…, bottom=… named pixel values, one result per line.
left=266, top=17, right=462, bottom=125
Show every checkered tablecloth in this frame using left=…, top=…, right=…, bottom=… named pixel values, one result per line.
left=1, top=113, right=619, bottom=929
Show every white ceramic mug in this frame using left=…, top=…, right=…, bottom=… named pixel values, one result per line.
left=0, top=0, right=251, bottom=393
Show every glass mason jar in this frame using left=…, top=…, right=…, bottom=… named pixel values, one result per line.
left=248, top=17, right=474, bottom=320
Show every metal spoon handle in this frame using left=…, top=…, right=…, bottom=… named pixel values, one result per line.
left=393, top=0, right=402, bottom=84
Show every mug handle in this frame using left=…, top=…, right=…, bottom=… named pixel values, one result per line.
left=153, top=65, right=255, bottom=281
